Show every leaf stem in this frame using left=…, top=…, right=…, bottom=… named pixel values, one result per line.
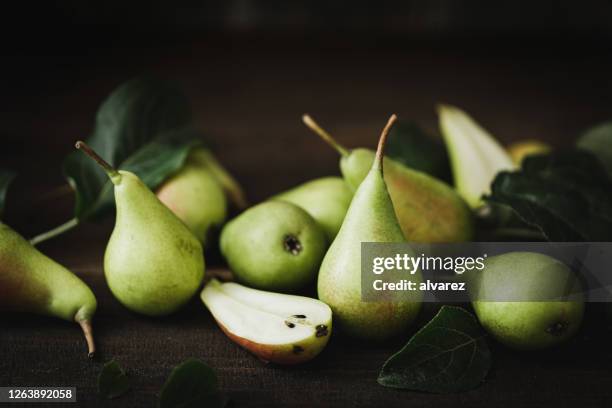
left=29, top=217, right=79, bottom=246
left=302, top=114, right=350, bottom=157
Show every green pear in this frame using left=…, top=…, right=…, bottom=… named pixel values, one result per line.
left=318, top=115, right=422, bottom=340
left=303, top=115, right=473, bottom=243
left=274, top=177, right=352, bottom=242
left=438, top=104, right=515, bottom=208
left=201, top=279, right=332, bottom=364
left=0, top=223, right=97, bottom=356
left=220, top=200, right=326, bottom=292
left=157, top=148, right=228, bottom=246
left=76, top=141, right=205, bottom=316
left=468, top=252, right=584, bottom=350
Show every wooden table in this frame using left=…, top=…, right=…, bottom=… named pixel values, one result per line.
left=2, top=36, right=612, bottom=407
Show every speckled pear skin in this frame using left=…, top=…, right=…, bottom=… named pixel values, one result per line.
left=340, top=149, right=473, bottom=243
left=0, top=223, right=96, bottom=325
left=318, top=118, right=422, bottom=340
left=105, top=171, right=205, bottom=316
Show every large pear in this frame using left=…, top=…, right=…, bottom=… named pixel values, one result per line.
left=317, top=115, right=422, bottom=340
left=303, top=115, right=472, bottom=243
left=76, top=142, right=205, bottom=316
left=0, top=223, right=97, bottom=356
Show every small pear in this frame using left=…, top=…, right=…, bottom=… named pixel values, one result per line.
left=468, top=252, right=584, bottom=350
left=157, top=148, right=228, bottom=246
left=0, top=223, right=97, bottom=356
left=274, top=177, right=352, bottom=242
left=317, top=115, right=422, bottom=340
left=76, top=141, right=205, bottom=316
left=303, top=115, right=472, bottom=243
left=220, top=201, right=326, bottom=292
left=201, top=279, right=332, bottom=364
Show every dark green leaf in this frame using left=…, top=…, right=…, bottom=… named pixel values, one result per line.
left=577, top=121, right=612, bottom=176
left=378, top=306, right=491, bottom=394
left=387, top=121, right=451, bottom=182
left=0, top=169, right=15, bottom=218
left=98, top=360, right=130, bottom=399
left=159, top=359, right=227, bottom=408
left=485, top=150, right=612, bottom=241
left=63, top=77, right=201, bottom=220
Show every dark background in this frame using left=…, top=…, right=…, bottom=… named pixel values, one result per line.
left=1, top=1, right=612, bottom=407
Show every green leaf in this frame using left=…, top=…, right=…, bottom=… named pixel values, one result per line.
left=63, top=77, right=200, bottom=221
left=386, top=121, right=451, bottom=182
left=378, top=306, right=491, bottom=394
left=98, top=360, right=131, bottom=399
left=577, top=121, right=612, bottom=176
left=159, top=359, right=227, bottom=408
left=0, top=169, right=15, bottom=218
left=485, top=150, right=612, bottom=241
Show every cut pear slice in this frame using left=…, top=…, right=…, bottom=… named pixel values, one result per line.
left=201, top=279, right=332, bottom=364
left=438, top=104, right=515, bottom=208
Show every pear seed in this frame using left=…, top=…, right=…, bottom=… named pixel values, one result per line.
left=285, top=321, right=296, bottom=328
left=315, top=324, right=329, bottom=337
left=292, top=314, right=306, bottom=319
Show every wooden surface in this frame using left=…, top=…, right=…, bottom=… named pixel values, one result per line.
left=2, top=37, right=612, bottom=407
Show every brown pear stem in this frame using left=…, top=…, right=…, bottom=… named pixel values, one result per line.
left=75, top=141, right=120, bottom=181
left=373, top=114, right=397, bottom=172
left=302, top=114, right=350, bottom=157
left=78, top=319, right=96, bottom=358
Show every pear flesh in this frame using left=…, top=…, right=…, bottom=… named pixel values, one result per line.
left=317, top=115, right=422, bottom=340
left=201, top=279, right=332, bottom=364
left=0, top=223, right=97, bottom=356
left=157, top=148, right=228, bottom=246
left=469, top=252, right=584, bottom=350
left=274, top=176, right=353, bottom=242
left=76, top=141, right=205, bottom=317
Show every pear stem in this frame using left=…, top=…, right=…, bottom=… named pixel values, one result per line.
left=373, top=114, right=398, bottom=172
left=302, top=114, right=350, bottom=157
left=75, top=141, right=121, bottom=183
left=78, top=319, right=96, bottom=358
left=29, top=217, right=79, bottom=246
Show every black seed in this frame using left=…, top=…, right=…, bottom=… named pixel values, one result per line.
left=283, top=235, right=303, bottom=255
left=285, top=321, right=295, bottom=328
left=292, top=314, right=306, bottom=319
left=315, top=324, right=329, bottom=337
left=293, top=345, right=304, bottom=354
left=546, top=322, right=567, bottom=336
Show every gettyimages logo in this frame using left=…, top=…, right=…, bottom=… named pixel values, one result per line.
left=361, top=242, right=612, bottom=303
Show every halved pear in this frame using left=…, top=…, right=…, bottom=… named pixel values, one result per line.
left=201, top=279, right=332, bottom=364
left=438, top=104, right=515, bottom=208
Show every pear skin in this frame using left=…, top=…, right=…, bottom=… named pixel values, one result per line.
left=0, top=223, right=97, bottom=356
left=317, top=115, right=422, bottom=340
left=303, top=115, right=473, bottom=243
left=274, top=176, right=353, bottom=242
left=76, top=142, right=205, bottom=316
left=157, top=148, right=228, bottom=246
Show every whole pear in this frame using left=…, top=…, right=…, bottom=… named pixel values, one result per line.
left=318, top=115, right=422, bottom=340
left=0, top=223, right=97, bottom=356
left=303, top=115, right=473, bottom=243
left=468, top=252, right=584, bottom=350
left=220, top=200, right=327, bottom=292
left=76, top=141, right=205, bottom=316
left=274, top=177, right=352, bottom=242
left=157, top=148, right=228, bottom=246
